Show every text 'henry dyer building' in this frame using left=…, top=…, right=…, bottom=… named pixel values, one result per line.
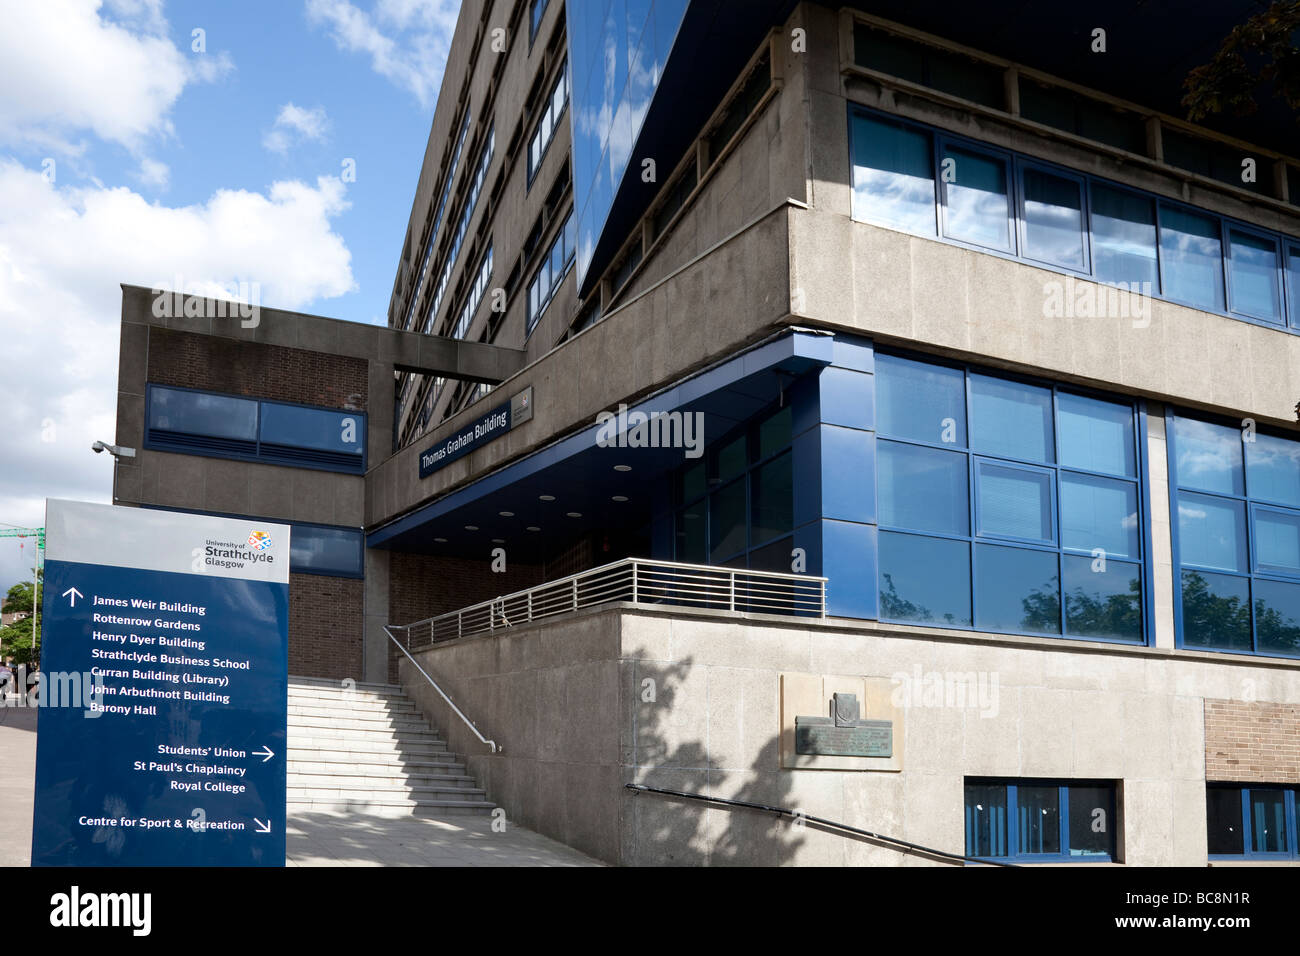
left=112, top=0, right=1300, bottom=865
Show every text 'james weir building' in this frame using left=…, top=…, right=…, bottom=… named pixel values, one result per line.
left=112, top=1, right=1300, bottom=865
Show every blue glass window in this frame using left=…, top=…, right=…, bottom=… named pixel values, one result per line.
left=288, top=523, right=364, bottom=577
left=526, top=211, right=576, bottom=333
left=1090, top=184, right=1158, bottom=291
left=874, top=354, right=965, bottom=446
left=879, top=532, right=971, bottom=627
left=878, top=441, right=968, bottom=535
left=1208, top=785, right=1300, bottom=859
left=966, top=780, right=1117, bottom=862
left=670, top=403, right=795, bottom=570
left=529, top=0, right=549, bottom=41
left=527, top=60, right=568, bottom=185
left=1021, top=166, right=1086, bottom=270
left=970, top=374, right=1053, bottom=463
left=146, top=385, right=365, bottom=474
left=940, top=143, right=1012, bottom=251
left=1171, top=410, right=1300, bottom=657
left=878, top=354, right=1145, bottom=642
left=849, top=106, right=1300, bottom=334
left=1159, top=204, right=1225, bottom=312
left=1247, top=432, right=1300, bottom=506
left=1227, top=228, right=1282, bottom=323
left=149, top=386, right=257, bottom=442
left=850, top=113, right=936, bottom=234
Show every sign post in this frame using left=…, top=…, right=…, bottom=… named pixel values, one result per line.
left=32, top=500, right=289, bottom=866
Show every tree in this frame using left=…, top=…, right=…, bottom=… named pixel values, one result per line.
left=0, top=575, right=42, bottom=667
left=1182, top=2, right=1300, bottom=124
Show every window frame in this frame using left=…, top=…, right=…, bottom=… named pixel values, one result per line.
left=847, top=103, right=1300, bottom=337
left=875, top=349, right=1152, bottom=645
left=1207, top=785, right=1300, bottom=860
left=1015, top=160, right=1091, bottom=274
left=1168, top=406, right=1300, bottom=659
left=1225, top=222, right=1285, bottom=325
left=526, top=60, right=569, bottom=188
left=936, top=136, right=1015, bottom=253
left=965, top=778, right=1119, bottom=864
left=145, top=383, right=367, bottom=475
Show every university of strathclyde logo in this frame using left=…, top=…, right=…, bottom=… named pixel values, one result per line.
left=247, top=531, right=272, bottom=551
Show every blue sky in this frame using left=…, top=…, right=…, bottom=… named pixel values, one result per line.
left=0, top=0, right=462, bottom=591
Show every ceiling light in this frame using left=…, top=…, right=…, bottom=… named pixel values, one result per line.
left=612, top=495, right=628, bottom=502
left=434, top=537, right=447, bottom=543
left=498, top=510, right=514, bottom=517
left=614, top=464, right=632, bottom=472
left=526, top=526, right=540, bottom=532
left=464, top=525, right=479, bottom=531
left=539, top=494, right=555, bottom=501
left=566, top=512, right=582, bottom=518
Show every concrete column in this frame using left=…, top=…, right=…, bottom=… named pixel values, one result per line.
left=363, top=547, right=391, bottom=683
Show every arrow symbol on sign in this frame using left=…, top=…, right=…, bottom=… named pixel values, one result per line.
left=62, top=587, right=83, bottom=607
left=253, top=745, right=274, bottom=763
left=253, top=818, right=272, bottom=834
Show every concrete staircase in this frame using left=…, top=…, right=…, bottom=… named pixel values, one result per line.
left=286, top=676, right=495, bottom=817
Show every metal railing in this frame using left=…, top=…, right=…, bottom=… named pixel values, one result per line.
left=388, top=557, right=827, bottom=649
left=383, top=625, right=498, bottom=753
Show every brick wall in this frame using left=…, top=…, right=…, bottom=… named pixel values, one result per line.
left=1204, top=699, right=1300, bottom=783
left=388, top=552, right=546, bottom=681
left=147, top=328, right=368, bottom=410
left=289, top=573, right=365, bottom=680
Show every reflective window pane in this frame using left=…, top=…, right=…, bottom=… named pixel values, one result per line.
left=1061, top=473, right=1139, bottom=558
left=290, top=526, right=362, bottom=576
left=850, top=113, right=936, bottom=234
left=754, top=406, right=792, bottom=461
left=1250, top=790, right=1288, bottom=853
left=715, top=434, right=747, bottom=484
left=1181, top=569, right=1252, bottom=651
left=150, top=387, right=257, bottom=441
left=1057, top=392, right=1136, bottom=477
left=1206, top=788, right=1244, bottom=855
left=1254, top=578, right=1300, bottom=656
left=964, top=784, right=1008, bottom=858
left=977, top=462, right=1053, bottom=543
left=1173, top=417, right=1244, bottom=495
left=1245, top=432, right=1300, bottom=507
left=1091, top=183, right=1158, bottom=290
left=1289, top=245, right=1300, bottom=329
left=879, top=532, right=972, bottom=627
left=1016, top=785, right=1061, bottom=855
left=1254, top=508, right=1300, bottom=574
left=260, top=403, right=364, bottom=456
left=1159, top=204, right=1225, bottom=311
left=975, top=544, right=1060, bottom=635
left=878, top=441, right=969, bottom=535
left=750, top=452, right=792, bottom=545
left=1022, top=167, right=1085, bottom=269
left=1178, top=492, right=1247, bottom=572
left=1063, top=554, right=1142, bottom=642
left=675, top=504, right=706, bottom=562
left=1228, top=229, right=1281, bottom=322
left=709, top=479, right=746, bottom=561
left=970, top=374, right=1054, bottom=463
left=1067, top=785, right=1115, bottom=857
left=876, top=354, right=966, bottom=446
left=748, top=535, right=794, bottom=574
left=941, top=144, right=1012, bottom=251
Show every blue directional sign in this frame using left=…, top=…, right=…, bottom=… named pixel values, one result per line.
left=32, top=500, right=289, bottom=866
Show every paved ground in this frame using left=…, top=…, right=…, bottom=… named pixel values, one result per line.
left=0, top=706, right=37, bottom=867
left=287, top=810, right=603, bottom=866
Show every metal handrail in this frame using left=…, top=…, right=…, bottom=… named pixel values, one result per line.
left=383, top=624, right=498, bottom=754
left=390, top=557, right=828, bottom=648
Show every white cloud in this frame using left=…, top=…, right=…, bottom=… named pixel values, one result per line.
left=305, top=0, right=458, bottom=106
left=0, top=0, right=232, bottom=157
left=263, top=103, right=331, bottom=155
left=0, top=160, right=356, bottom=585
left=135, top=156, right=170, bottom=189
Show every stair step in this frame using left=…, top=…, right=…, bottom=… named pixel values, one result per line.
left=288, top=700, right=418, bottom=715
left=287, top=715, right=432, bottom=732
left=288, top=768, right=476, bottom=786
left=287, top=800, right=494, bottom=817
left=288, top=677, right=402, bottom=694
left=287, top=726, right=443, bottom=742
left=285, top=749, right=463, bottom=767
left=288, top=779, right=485, bottom=796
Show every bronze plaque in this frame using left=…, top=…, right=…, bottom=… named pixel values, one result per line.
left=794, top=717, right=893, bottom=757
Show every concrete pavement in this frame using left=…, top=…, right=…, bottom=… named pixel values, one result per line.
left=0, top=706, right=37, bottom=867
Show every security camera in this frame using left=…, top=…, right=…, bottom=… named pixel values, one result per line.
left=91, top=441, right=136, bottom=459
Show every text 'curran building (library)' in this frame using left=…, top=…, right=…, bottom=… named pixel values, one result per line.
left=112, top=0, right=1300, bottom=865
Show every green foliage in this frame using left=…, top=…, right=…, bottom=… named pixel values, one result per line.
left=0, top=574, right=42, bottom=666
left=1183, top=1, right=1300, bottom=123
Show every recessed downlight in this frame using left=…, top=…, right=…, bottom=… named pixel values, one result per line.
left=491, top=538, right=505, bottom=544
left=612, top=495, right=628, bottom=502
left=434, top=537, right=447, bottom=543
left=526, top=526, right=541, bottom=532
left=539, top=494, right=556, bottom=501
left=498, top=510, right=515, bottom=517
left=613, top=464, right=632, bottom=472
left=464, top=525, right=479, bottom=531
left=566, top=512, right=582, bottom=518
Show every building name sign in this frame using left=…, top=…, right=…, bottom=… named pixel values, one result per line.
left=418, top=387, right=532, bottom=479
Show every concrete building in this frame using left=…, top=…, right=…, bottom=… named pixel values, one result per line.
left=112, top=1, right=1300, bottom=865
